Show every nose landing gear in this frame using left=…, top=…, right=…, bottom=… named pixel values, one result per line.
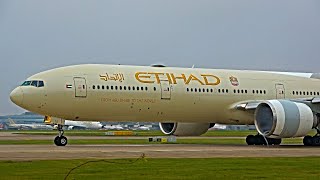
left=54, top=124, right=68, bottom=146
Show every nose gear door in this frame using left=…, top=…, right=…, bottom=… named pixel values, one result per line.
left=74, top=77, right=87, bottom=98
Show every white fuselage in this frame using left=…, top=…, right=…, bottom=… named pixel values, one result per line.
left=10, top=64, right=320, bottom=125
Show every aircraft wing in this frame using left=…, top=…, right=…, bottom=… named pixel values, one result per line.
left=233, top=97, right=320, bottom=112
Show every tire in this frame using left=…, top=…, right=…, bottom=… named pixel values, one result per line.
left=54, top=136, right=61, bottom=146
left=313, top=137, right=320, bottom=146
left=59, top=136, right=68, bottom=146
left=246, top=135, right=255, bottom=145
left=303, top=136, right=313, bottom=146
left=255, top=135, right=264, bottom=145
left=273, top=138, right=282, bottom=145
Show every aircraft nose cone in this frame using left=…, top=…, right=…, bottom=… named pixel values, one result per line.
left=10, top=87, right=24, bottom=106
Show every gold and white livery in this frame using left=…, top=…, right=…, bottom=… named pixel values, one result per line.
left=10, top=64, right=320, bottom=146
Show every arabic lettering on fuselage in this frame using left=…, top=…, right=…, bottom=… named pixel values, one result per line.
left=100, top=73, right=125, bottom=82
left=135, top=72, right=221, bottom=86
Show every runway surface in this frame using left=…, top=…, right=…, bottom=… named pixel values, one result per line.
left=1, top=144, right=320, bottom=161
left=0, top=132, right=320, bottom=160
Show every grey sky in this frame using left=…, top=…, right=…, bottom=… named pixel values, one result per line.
left=1, top=0, right=320, bottom=115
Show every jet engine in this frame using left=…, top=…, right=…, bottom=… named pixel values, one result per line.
left=159, top=122, right=214, bottom=136
left=254, top=100, right=318, bottom=138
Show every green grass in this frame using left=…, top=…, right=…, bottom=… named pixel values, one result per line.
left=0, top=138, right=304, bottom=145
left=0, top=157, right=319, bottom=179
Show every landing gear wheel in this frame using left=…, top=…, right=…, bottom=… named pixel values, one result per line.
left=303, top=136, right=313, bottom=146
left=272, top=138, right=282, bottom=145
left=246, top=135, right=255, bottom=145
left=54, top=136, right=68, bottom=146
left=254, top=135, right=265, bottom=145
left=246, top=134, right=281, bottom=145
left=54, top=136, right=60, bottom=146
left=313, top=136, right=320, bottom=146
left=54, top=124, right=68, bottom=146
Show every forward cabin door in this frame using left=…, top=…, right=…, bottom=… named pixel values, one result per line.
left=275, top=84, right=285, bottom=99
left=74, top=77, right=87, bottom=98
left=160, top=80, right=171, bottom=100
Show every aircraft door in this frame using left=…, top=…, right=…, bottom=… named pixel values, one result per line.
left=160, top=80, right=171, bottom=100
left=275, top=84, right=285, bottom=99
left=74, top=77, right=87, bottom=98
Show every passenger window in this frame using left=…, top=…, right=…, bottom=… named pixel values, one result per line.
left=195, top=88, right=197, bottom=92
left=234, top=90, right=236, bottom=93
left=153, top=87, right=156, bottom=91
left=226, top=89, right=229, bottom=93
left=111, top=86, right=113, bottom=90
left=102, top=86, right=105, bottom=90
left=124, top=86, right=127, bottom=90
left=97, top=85, right=100, bottom=90
left=133, top=86, right=135, bottom=91
left=241, top=90, right=244, bottom=94
left=191, top=88, right=193, bottom=92
left=263, top=90, right=266, bottom=94
left=115, top=86, right=118, bottom=90
left=218, top=89, right=221, bottom=93
left=93, top=85, right=95, bottom=89
left=210, top=89, right=213, bottom=93
left=137, top=87, right=140, bottom=91
left=120, top=86, right=122, bottom=90
left=128, top=86, right=131, bottom=90
left=145, top=87, right=148, bottom=91
left=207, top=89, right=209, bottom=93
left=187, top=88, right=189, bottom=92
left=106, top=86, right=109, bottom=90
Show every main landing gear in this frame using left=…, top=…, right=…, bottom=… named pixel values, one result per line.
left=54, top=124, right=68, bottom=146
left=246, top=134, right=282, bottom=145
left=303, top=128, right=320, bottom=146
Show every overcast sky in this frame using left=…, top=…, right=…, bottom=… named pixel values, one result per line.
left=1, top=1, right=320, bottom=115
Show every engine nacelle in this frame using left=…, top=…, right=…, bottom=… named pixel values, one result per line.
left=254, top=100, right=317, bottom=138
left=159, top=122, right=214, bottom=136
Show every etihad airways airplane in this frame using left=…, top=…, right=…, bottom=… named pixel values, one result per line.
left=10, top=64, right=320, bottom=146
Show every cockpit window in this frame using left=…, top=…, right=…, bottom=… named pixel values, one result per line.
left=21, top=80, right=44, bottom=87
left=31, top=81, right=38, bottom=87
left=21, top=81, right=31, bottom=86
left=38, top=81, right=44, bottom=87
